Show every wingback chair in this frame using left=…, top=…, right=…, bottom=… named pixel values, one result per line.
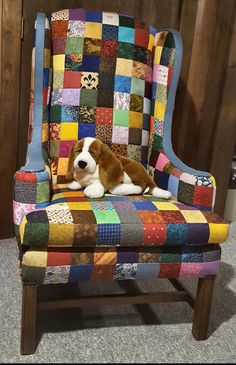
left=13, top=9, right=229, bottom=355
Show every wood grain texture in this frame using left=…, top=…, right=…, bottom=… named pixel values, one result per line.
left=0, top=0, right=22, bottom=238
left=21, top=284, right=38, bottom=355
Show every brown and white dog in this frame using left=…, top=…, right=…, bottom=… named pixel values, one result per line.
left=66, top=137, right=171, bottom=199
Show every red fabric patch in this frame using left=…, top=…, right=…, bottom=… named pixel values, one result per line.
left=167, top=67, right=173, bottom=87
left=15, top=171, right=37, bottom=182
left=100, top=40, right=118, bottom=58
left=160, top=211, right=186, bottom=224
left=43, top=88, right=48, bottom=105
left=47, top=251, right=72, bottom=266
left=51, top=20, right=68, bottom=38
left=159, top=263, right=181, bottom=278
left=143, top=223, right=166, bottom=245
left=96, top=107, right=113, bottom=125
left=135, top=28, right=149, bottom=48
left=91, top=265, right=115, bottom=280
left=63, top=71, right=81, bottom=88
left=193, top=185, right=213, bottom=208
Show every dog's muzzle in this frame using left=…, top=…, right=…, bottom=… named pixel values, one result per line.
left=78, top=160, right=87, bottom=169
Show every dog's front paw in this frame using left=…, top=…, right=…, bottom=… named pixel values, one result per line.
left=84, top=182, right=105, bottom=198
left=67, top=181, right=82, bottom=190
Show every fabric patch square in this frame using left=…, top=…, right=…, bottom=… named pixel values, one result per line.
left=134, top=46, right=149, bottom=64
left=130, top=94, right=143, bottom=112
left=129, top=111, right=143, bottom=128
left=112, top=201, right=135, bottom=211
left=69, top=8, right=85, bottom=20
left=26, top=210, right=48, bottom=223
left=73, top=223, right=97, bottom=244
left=59, top=140, right=75, bottom=157
left=14, top=181, right=37, bottom=204
left=119, top=15, right=135, bottom=28
left=91, top=265, right=116, bottom=280
left=116, top=210, right=141, bottom=224
left=178, top=181, right=195, bottom=205
left=114, top=75, right=131, bottom=93
left=120, top=223, right=143, bottom=245
left=52, top=20, right=68, bottom=37
left=96, top=107, right=113, bottom=125
left=102, top=24, right=118, bottom=40
left=193, top=185, right=213, bottom=208
left=131, top=78, right=145, bottom=96
left=116, top=58, right=133, bottom=77
left=143, top=223, right=166, bottom=245
left=101, top=40, right=118, bottom=58
left=100, top=57, right=116, bottom=74
left=129, top=128, right=142, bottom=145
left=96, top=125, right=112, bottom=144
left=67, top=20, right=85, bottom=37
left=137, top=263, right=160, bottom=279
left=81, top=72, right=98, bottom=89
left=91, top=201, right=113, bottom=210
left=156, top=84, right=167, bottom=103
left=63, top=71, right=81, bottom=88
left=112, top=126, right=129, bottom=144
left=97, top=90, right=114, bottom=108
left=57, top=157, right=69, bottom=175
left=138, top=210, right=164, bottom=224
left=93, top=209, right=120, bottom=224
left=181, top=210, right=207, bottom=224
left=61, top=105, right=80, bottom=122
left=127, top=144, right=141, bottom=162
left=50, top=141, right=60, bottom=158
left=113, top=109, right=129, bottom=127
left=153, top=201, right=179, bottom=211
left=84, top=22, right=102, bottom=39
left=52, top=37, right=66, bottom=55
left=102, top=12, right=119, bottom=26
left=80, top=89, right=97, bottom=106
left=65, top=37, right=84, bottom=54
left=69, top=265, right=93, bottom=282
left=82, top=55, right=100, bottom=72
left=114, top=92, right=130, bottom=110
left=94, top=249, right=117, bottom=265
left=84, top=38, right=101, bottom=56
left=60, top=122, right=78, bottom=140
left=86, top=10, right=102, bottom=23
left=142, top=130, right=149, bottom=146
left=117, top=248, right=139, bottom=263
left=160, top=211, right=186, bottom=224
left=44, top=266, right=70, bottom=284
left=97, top=224, right=120, bottom=245
left=53, top=71, right=64, bottom=89
left=118, top=27, right=135, bottom=43
left=79, top=106, right=96, bottom=123
left=117, top=42, right=134, bottom=59
left=71, top=210, right=96, bottom=224
left=135, top=28, right=149, bottom=48
left=111, top=144, right=127, bottom=156
left=49, top=222, right=73, bottom=246
left=159, top=263, right=181, bottom=278
left=51, top=89, right=62, bottom=105
left=62, top=89, right=80, bottom=106
left=133, top=201, right=157, bottom=210
left=187, top=223, right=209, bottom=244
left=132, top=61, right=146, bottom=80
left=114, top=263, right=138, bottom=280
left=166, top=223, right=188, bottom=245
left=49, top=123, right=60, bottom=140
left=47, top=208, right=73, bottom=224
left=65, top=54, right=82, bottom=71
left=78, top=122, right=96, bottom=139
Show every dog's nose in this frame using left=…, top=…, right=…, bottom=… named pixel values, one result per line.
left=78, top=160, right=87, bottom=169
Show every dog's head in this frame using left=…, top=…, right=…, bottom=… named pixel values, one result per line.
left=66, top=137, right=123, bottom=189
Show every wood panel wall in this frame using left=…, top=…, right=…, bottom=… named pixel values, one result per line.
left=0, top=0, right=235, bottom=238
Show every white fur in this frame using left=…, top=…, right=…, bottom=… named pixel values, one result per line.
left=73, top=137, right=97, bottom=173
left=109, top=184, right=142, bottom=195
left=84, top=181, right=105, bottom=198
left=67, top=181, right=82, bottom=190
left=152, top=187, right=172, bottom=199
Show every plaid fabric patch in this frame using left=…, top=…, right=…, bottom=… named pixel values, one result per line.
left=21, top=244, right=221, bottom=284
left=19, top=184, right=229, bottom=249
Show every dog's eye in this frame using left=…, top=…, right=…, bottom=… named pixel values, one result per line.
left=75, top=148, right=82, bottom=153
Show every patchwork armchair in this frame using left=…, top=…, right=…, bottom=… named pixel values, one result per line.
left=13, top=9, right=229, bottom=355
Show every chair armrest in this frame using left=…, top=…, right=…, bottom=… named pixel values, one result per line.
left=13, top=166, right=51, bottom=231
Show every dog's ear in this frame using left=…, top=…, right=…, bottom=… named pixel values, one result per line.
left=66, top=140, right=83, bottom=182
left=97, top=141, right=123, bottom=190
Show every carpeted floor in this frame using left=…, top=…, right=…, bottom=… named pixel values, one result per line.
left=0, top=223, right=236, bottom=363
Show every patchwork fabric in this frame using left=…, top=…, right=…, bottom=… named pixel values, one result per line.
left=147, top=31, right=215, bottom=210
left=49, top=9, right=156, bottom=184
left=19, top=184, right=228, bottom=249
left=21, top=245, right=221, bottom=284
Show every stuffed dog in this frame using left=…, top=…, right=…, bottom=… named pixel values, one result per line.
left=66, top=137, right=171, bottom=199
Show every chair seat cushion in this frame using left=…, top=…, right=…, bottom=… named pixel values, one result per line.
left=21, top=245, right=221, bottom=285
left=19, top=184, right=228, bottom=249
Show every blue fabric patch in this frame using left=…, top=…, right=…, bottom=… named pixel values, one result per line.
left=85, top=10, right=102, bottom=22
left=132, top=202, right=157, bottom=210
left=78, top=122, right=96, bottom=139
left=118, top=27, right=135, bottom=43
left=117, top=248, right=139, bottom=263
left=103, top=24, right=118, bottom=40
left=97, top=224, right=120, bottom=244
left=114, top=75, right=131, bottom=93
left=137, top=263, right=160, bottom=279
left=82, top=55, right=100, bottom=72
left=69, top=265, right=93, bottom=281
left=36, top=170, right=50, bottom=182
left=187, top=223, right=209, bottom=245
left=36, top=202, right=49, bottom=209
left=62, top=105, right=80, bottom=122
left=168, top=175, right=179, bottom=197
left=43, top=68, right=50, bottom=87
left=166, top=224, right=188, bottom=245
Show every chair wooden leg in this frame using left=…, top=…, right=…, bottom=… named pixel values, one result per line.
left=192, top=276, right=215, bottom=340
left=21, top=283, right=38, bottom=355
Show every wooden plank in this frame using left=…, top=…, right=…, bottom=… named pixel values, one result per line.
left=38, top=291, right=190, bottom=311
left=211, top=12, right=236, bottom=216
left=21, top=284, right=38, bottom=355
left=168, top=278, right=196, bottom=309
left=0, top=0, right=22, bottom=238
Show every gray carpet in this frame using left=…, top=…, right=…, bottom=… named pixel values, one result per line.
left=0, top=224, right=236, bottom=363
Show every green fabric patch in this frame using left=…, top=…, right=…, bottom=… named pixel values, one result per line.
left=66, top=37, right=84, bottom=54
left=153, top=135, right=163, bottom=152
left=21, top=265, right=45, bottom=284
left=23, top=223, right=49, bottom=247
left=80, top=89, right=98, bottom=107
left=93, top=210, right=120, bottom=224
left=113, top=109, right=129, bottom=127
left=49, top=140, right=60, bottom=157
left=131, top=78, right=145, bottom=97
left=36, top=181, right=50, bottom=204
left=50, top=105, right=61, bottom=122
left=53, top=71, right=64, bottom=89
left=156, top=84, right=167, bottom=104
left=117, top=42, right=134, bottom=59
left=160, top=252, right=182, bottom=263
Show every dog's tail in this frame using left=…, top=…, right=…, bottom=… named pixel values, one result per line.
left=144, top=178, right=172, bottom=199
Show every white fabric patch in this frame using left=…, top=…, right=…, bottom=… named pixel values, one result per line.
left=157, top=65, right=169, bottom=85
left=102, top=12, right=119, bottom=25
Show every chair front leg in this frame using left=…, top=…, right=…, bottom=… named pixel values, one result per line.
left=21, top=283, right=38, bottom=355
left=192, top=276, right=216, bottom=340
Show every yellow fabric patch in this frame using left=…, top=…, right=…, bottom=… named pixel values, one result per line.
left=116, top=58, right=133, bottom=77
left=129, top=111, right=143, bottom=128
left=57, top=157, right=68, bottom=176
left=53, top=55, right=65, bottom=71
left=67, top=202, right=92, bottom=210
left=23, top=249, right=47, bottom=267
left=148, top=34, right=155, bottom=51
left=44, top=48, right=51, bottom=68
left=153, top=202, right=179, bottom=211
left=154, top=46, right=162, bottom=65
left=49, top=223, right=73, bottom=246
left=60, top=122, right=78, bottom=140
left=154, top=101, right=166, bottom=121
left=84, top=22, right=102, bottom=39
left=210, top=175, right=216, bottom=188
left=94, top=249, right=117, bottom=265
left=42, top=123, right=48, bottom=143
left=208, top=223, right=229, bottom=243
left=181, top=210, right=207, bottom=224
left=51, top=193, right=64, bottom=201
left=19, top=216, right=27, bottom=243
left=62, top=191, right=84, bottom=197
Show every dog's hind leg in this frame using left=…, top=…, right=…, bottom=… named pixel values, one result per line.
left=109, top=183, right=142, bottom=195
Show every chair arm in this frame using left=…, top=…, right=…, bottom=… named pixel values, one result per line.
left=13, top=166, right=51, bottom=232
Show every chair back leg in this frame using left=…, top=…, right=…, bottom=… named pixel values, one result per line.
left=192, top=276, right=215, bottom=340
left=21, top=283, right=38, bottom=355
